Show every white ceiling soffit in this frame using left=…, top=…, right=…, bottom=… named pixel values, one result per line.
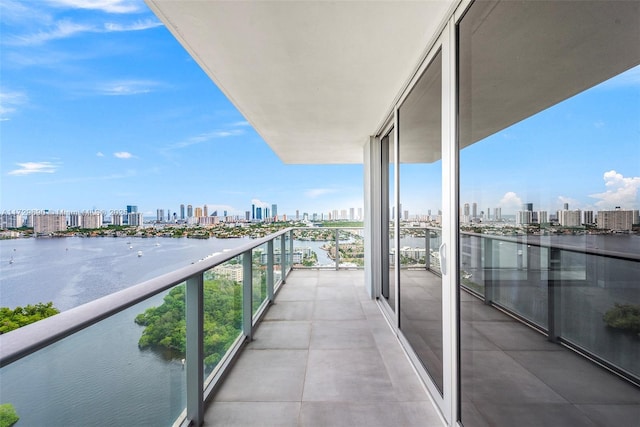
left=146, top=0, right=455, bottom=164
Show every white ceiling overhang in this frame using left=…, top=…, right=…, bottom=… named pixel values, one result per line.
left=146, top=1, right=639, bottom=165
left=145, top=0, right=455, bottom=164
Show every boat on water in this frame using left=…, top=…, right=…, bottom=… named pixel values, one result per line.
left=137, top=251, right=143, bottom=257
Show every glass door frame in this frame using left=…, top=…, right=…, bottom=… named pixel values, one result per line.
left=374, top=24, right=458, bottom=424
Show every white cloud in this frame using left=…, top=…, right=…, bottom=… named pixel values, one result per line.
left=7, top=19, right=94, bottom=45
left=166, top=128, right=245, bottom=150
left=305, top=188, right=338, bottom=198
left=251, top=199, right=269, bottom=208
left=104, top=19, right=162, bottom=32
left=0, top=89, right=28, bottom=120
left=231, top=120, right=251, bottom=127
left=96, top=151, right=104, bottom=157
left=97, top=79, right=161, bottom=96
left=589, top=170, right=640, bottom=209
left=44, top=0, right=144, bottom=14
left=8, top=161, right=58, bottom=176
left=114, top=151, right=134, bottom=159
left=498, top=191, right=523, bottom=210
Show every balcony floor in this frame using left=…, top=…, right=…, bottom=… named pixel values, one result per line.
left=203, top=270, right=444, bottom=426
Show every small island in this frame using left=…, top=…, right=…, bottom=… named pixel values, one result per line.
left=0, top=403, right=19, bottom=427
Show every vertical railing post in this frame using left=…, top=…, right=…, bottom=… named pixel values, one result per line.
left=289, top=230, right=294, bottom=273
left=335, top=228, right=340, bottom=271
left=267, top=239, right=274, bottom=302
left=186, top=274, right=204, bottom=426
left=483, top=236, right=494, bottom=305
left=280, top=233, right=287, bottom=283
left=242, top=250, right=253, bottom=341
left=425, top=228, right=431, bottom=270
left=548, top=246, right=562, bottom=343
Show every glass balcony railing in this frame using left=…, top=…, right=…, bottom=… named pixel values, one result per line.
left=0, top=226, right=365, bottom=426
left=460, top=231, right=640, bottom=384
left=0, top=228, right=294, bottom=427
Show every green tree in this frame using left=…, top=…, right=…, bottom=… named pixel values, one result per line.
left=0, top=403, right=19, bottom=427
left=0, top=302, right=59, bottom=334
left=136, top=278, right=242, bottom=368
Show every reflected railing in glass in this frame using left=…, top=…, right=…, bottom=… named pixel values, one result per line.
left=459, top=231, right=640, bottom=383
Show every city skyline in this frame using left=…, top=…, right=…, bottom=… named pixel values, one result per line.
left=1, top=1, right=638, bottom=218
left=0, top=1, right=363, bottom=217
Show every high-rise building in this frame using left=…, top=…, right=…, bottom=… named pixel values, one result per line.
left=583, top=210, right=594, bottom=225
left=33, top=213, right=67, bottom=234
left=296, top=210, right=300, bottom=220
left=559, top=210, right=582, bottom=227
left=245, top=211, right=250, bottom=221
left=157, top=209, right=164, bottom=222
left=127, top=212, right=144, bottom=227
left=125, top=205, right=137, bottom=225
left=203, top=205, right=208, bottom=217
left=69, top=212, right=82, bottom=228
left=350, top=207, right=355, bottom=221
left=271, top=204, right=277, bottom=218
left=256, top=207, right=262, bottom=220
left=194, top=207, right=203, bottom=217
left=167, top=210, right=171, bottom=222
left=81, top=212, right=103, bottom=229
left=252, top=204, right=256, bottom=220
left=597, top=209, right=634, bottom=231
left=516, top=210, right=532, bottom=225
left=472, top=202, right=477, bottom=219
left=463, top=203, right=470, bottom=216
left=111, top=213, right=123, bottom=226
left=1, top=213, right=23, bottom=229
left=537, top=211, right=548, bottom=224
left=180, top=204, right=185, bottom=220
left=187, top=205, right=193, bottom=218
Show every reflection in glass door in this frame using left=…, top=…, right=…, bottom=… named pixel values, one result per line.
left=381, top=130, right=395, bottom=312
left=397, top=50, right=444, bottom=392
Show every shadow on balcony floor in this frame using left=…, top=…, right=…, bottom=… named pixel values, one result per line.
left=203, top=270, right=444, bottom=427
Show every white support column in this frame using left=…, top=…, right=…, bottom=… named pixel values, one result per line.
left=364, top=136, right=382, bottom=299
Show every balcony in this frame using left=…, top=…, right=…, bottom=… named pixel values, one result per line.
left=203, top=269, right=442, bottom=426
left=0, top=228, right=638, bottom=426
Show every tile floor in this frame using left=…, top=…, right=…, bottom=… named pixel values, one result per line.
left=203, top=270, right=444, bottom=427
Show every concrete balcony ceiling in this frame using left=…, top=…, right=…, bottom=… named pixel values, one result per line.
left=146, top=1, right=640, bottom=164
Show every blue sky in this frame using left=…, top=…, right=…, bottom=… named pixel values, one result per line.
left=1, top=1, right=638, bottom=219
left=0, top=0, right=363, bottom=218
